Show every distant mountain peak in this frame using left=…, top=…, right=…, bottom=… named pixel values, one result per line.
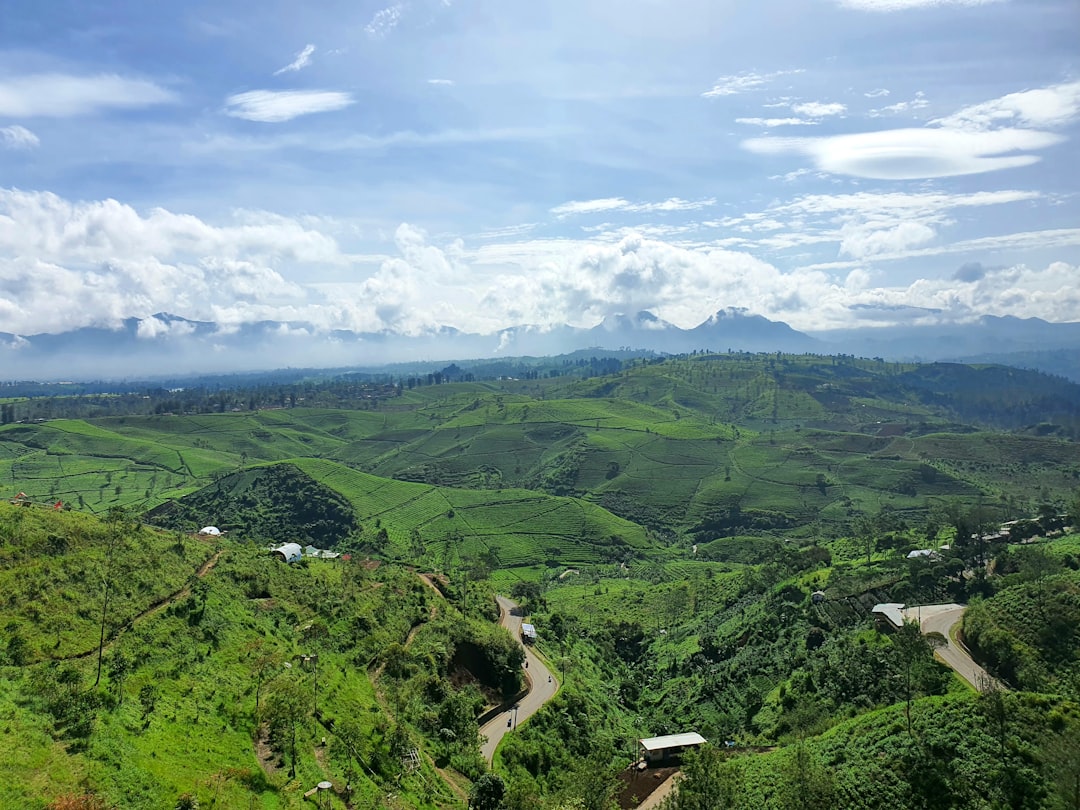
left=595, top=310, right=672, bottom=331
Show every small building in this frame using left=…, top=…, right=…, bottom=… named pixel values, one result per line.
left=906, top=549, right=936, bottom=560
left=520, top=623, right=537, bottom=644
left=871, top=602, right=906, bottom=630
left=304, top=545, right=341, bottom=559
left=639, top=732, right=707, bottom=766
left=272, top=543, right=303, bottom=563
left=198, top=526, right=222, bottom=536
left=811, top=590, right=826, bottom=604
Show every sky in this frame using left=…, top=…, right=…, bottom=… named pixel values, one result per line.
left=1, top=0, right=1078, bottom=342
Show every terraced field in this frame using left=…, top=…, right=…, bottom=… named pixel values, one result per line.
left=2, top=354, right=1077, bottom=552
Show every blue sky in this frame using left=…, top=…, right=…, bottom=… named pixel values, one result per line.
left=1, top=0, right=1078, bottom=339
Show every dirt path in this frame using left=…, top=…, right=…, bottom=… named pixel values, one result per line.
left=59, top=547, right=225, bottom=661
left=479, top=595, right=559, bottom=763
left=902, top=603, right=1000, bottom=691
left=365, top=572, right=469, bottom=804
left=634, top=770, right=680, bottom=810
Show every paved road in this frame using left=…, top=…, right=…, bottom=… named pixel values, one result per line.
left=901, top=603, right=997, bottom=691
left=479, top=595, right=558, bottom=763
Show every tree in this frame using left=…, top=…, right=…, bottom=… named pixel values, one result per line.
left=106, top=650, right=131, bottom=707
left=1043, top=722, right=1080, bottom=810
left=139, top=684, right=159, bottom=726
left=262, top=679, right=309, bottom=778
left=94, top=506, right=128, bottom=687
left=660, top=745, right=741, bottom=810
left=893, top=621, right=945, bottom=737
left=469, top=773, right=506, bottom=810
left=510, top=580, right=542, bottom=610
left=1067, top=489, right=1080, bottom=530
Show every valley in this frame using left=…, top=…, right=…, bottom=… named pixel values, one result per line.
left=1, top=351, right=1079, bottom=809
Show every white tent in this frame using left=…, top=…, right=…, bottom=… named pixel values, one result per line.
left=198, top=526, right=222, bottom=536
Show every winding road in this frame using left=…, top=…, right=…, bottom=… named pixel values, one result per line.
left=902, top=603, right=999, bottom=691
left=479, top=595, right=559, bottom=763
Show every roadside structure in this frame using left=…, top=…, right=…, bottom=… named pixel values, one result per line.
left=871, top=602, right=906, bottom=630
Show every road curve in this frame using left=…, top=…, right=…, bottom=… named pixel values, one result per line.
left=479, top=595, right=558, bottom=763
left=902, top=603, right=998, bottom=691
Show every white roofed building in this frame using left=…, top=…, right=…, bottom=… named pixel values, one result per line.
left=639, top=732, right=707, bottom=765
left=272, top=543, right=303, bottom=563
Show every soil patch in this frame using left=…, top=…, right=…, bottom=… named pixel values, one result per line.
left=617, top=765, right=680, bottom=809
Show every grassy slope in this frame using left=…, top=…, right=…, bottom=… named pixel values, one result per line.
left=2, top=355, right=1077, bottom=546
left=0, top=503, right=456, bottom=810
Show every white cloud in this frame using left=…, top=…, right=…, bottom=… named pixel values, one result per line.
left=274, top=44, right=316, bottom=75
left=736, top=117, right=817, bottom=127
left=701, top=70, right=803, bottom=98
left=790, top=101, right=846, bottom=117
left=746, top=79, right=1080, bottom=179
left=870, top=91, right=929, bottom=117
left=550, top=198, right=630, bottom=217
left=223, top=90, right=355, bottom=122
left=365, top=3, right=405, bottom=37
left=427, top=78, right=455, bottom=86
left=744, top=126, right=1062, bottom=179
left=0, top=73, right=174, bottom=117
left=550, top=197, right=715, bottom=218
left=0, top=188, right=332, bottom=335
left=801, top=228, right=1080, bottom=271
left=933, top=80, right=1080, bottom=130
left=1, top=185, right=1078, bottom=337
left=837, top=0, right=1004, bottom=10
left=0, top=125, right=39, bottom=149
left=717, top=189, right=1043, bottom=260
left=865, top=88, right=891, bottom=98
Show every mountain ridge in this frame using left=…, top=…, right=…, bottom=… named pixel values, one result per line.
left=3, top=309, right=1080, bottom=381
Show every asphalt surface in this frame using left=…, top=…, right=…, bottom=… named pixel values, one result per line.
left=479, top=595, right=559, bottom=763
left=901, top=603, right=997, bottom=691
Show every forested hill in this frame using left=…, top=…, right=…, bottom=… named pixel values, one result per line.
left=4, top=353, right=1080, bottom=435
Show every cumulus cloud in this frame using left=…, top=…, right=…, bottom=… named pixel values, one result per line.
left=0, top=188, right=334, bottom=334
left=701, top=70, right=804, bottom=98
left=0, top=73, right=174, bottom=117
left=2, top=187, right=1078, bottom=340
left=224, top=89, right=355, bottom=122
left=953, top=261, right=989, bottom=282
left=274, top=44, right=316, bottom=75
left=0, top=125, right=38, bottom=149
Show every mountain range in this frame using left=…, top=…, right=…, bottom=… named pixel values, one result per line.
left=2, top=309, right=1080, bottom=381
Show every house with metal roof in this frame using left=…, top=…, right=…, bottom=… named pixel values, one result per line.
left=871, top=602, right=906, bottom=630
left=639, top=732, right=707, bottom=765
